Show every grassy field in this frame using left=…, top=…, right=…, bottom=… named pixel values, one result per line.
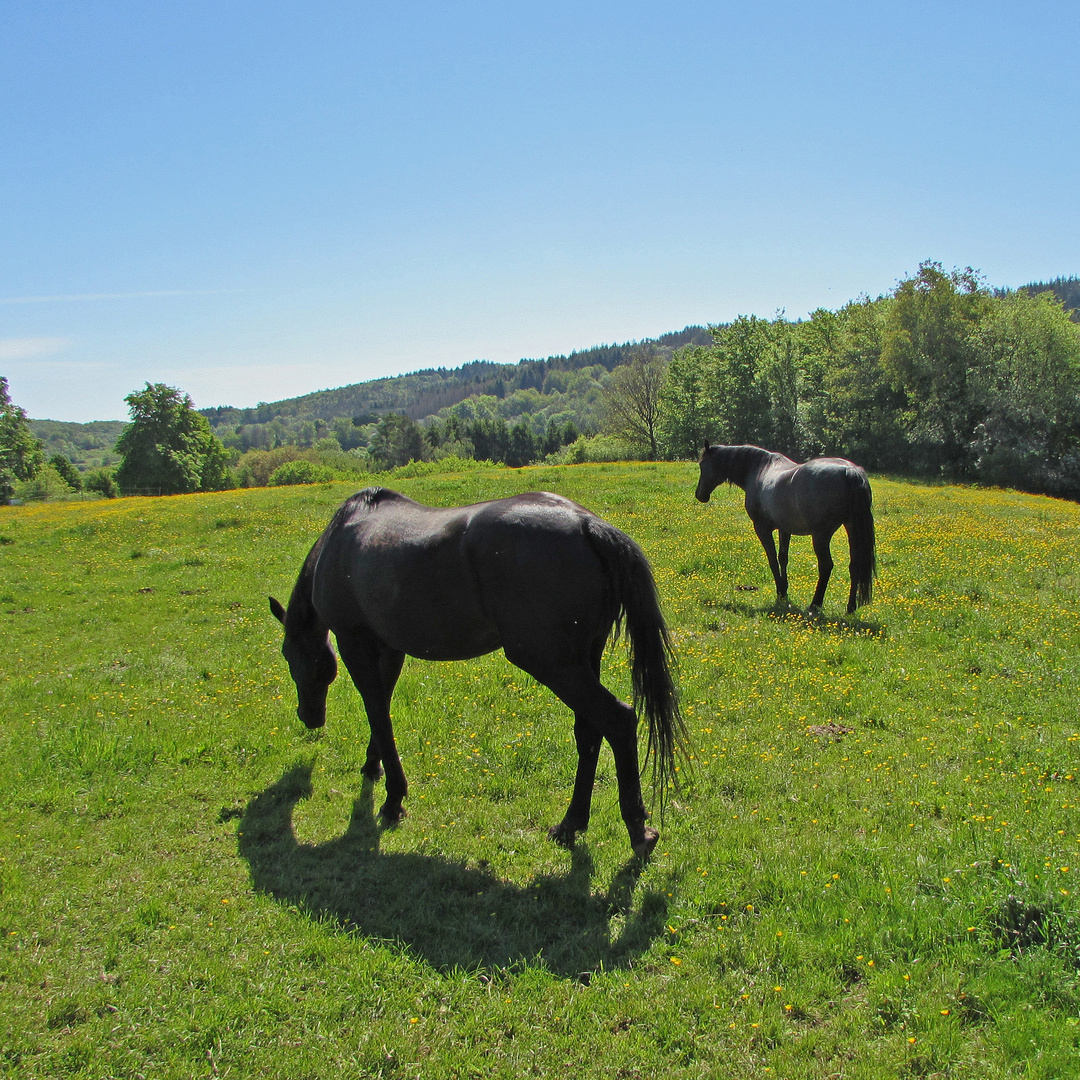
left=1, top=463, right=1078, bottom=1078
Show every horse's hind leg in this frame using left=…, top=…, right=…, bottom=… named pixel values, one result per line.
left=335, top=632, right=408, bottom=821
left=777, top=531, right=791, bottom=600
left=810, top=531, right=835, bottom=609
left=548, top=714, right=603, bottom=849
left=547, top=636, right=606, bottom=848
left=513, top=649, right=654, bottom=857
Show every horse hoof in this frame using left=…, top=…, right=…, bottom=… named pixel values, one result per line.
left=631, top=826, right=659, bottom=859
left=547, top=822, right=577, bottom=850
left=362, top=763, right=384, bottom=781
left=378, top=804, right=406, bottom=825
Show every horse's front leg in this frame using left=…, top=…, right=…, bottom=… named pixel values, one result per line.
left=548, top=715, right=603, bottom=849
left=810, top=532, right=835, bottom=610
left=777, top=531, right=791, bottom=599
left=335, top=633, right=408, bottom=821
left=753, top=521, right=787, bottom=602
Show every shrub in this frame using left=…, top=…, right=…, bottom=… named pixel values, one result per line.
left=83, top=468, right=120, bottom=498
left=268, top=460, right=337, bottom=486
left=15, top=464, right=75, bottom=501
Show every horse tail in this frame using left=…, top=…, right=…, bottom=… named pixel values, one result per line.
left=847, top=477, right=877, bottom=608
left=585, top=520, right=686, bottom=795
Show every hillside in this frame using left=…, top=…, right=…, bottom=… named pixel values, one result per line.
left=198, top=326, right=710, bottom=453
left=27, top=418, right=127, bottom=471
left=26, top=271, right=1080, bottom=471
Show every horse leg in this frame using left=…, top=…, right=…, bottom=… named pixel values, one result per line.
left=510, top=650, right=655, bottom=857
left=605, top=703, right=657, bottom=857
left=334, top=632, right=409, bottom=822
left=753, top=521, right=787, bottom=602
left=777, top=531, right=791, bottom=600
left=361, top=649, right=405, bottom=781
left=810, top=531, right=835, bottom=610
left=844, top=532, right=858, bottom=614
left=548, top=640, right=604, bottom=849
left=547, top=715, right=603, bottom=849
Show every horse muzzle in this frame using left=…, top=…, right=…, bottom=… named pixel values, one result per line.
left=297, top=706, right=326, bottom=730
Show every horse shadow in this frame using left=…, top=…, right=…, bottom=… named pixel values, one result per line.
left=764, top=602, right=884, bottom=636
left=236, top=763, right=670, bottom=976
left=708, top=595, right=884, bottom=636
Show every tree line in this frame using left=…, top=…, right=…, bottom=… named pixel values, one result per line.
left=609, top=264, right=1080, bottom=499
left=199, top=327, right=709, bottom=454
left=6, top=265, right=1079, bottom=501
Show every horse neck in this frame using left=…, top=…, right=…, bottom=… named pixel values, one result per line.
left=286, top=549, right=326, bottom=642
left=722, top=445, right=773, bottom=489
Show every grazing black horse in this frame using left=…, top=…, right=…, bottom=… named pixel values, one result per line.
left=269, top=487, right=684, bottom=857
left=695, top=444, right=876, bottom=614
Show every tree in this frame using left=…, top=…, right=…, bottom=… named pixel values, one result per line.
left=368, top=413, right=429, bottom=470
left=49, top=454, right=82, bottom=491
left=0, top=377, right=45, bottom=502
left=114, top=383, right=232, bottom=495
left=603, top=349, right=668, bottom=459
left=658, top=345, right=717, bottom=459
left=881, top=262, right=990, bottom=474
left=709, top=316, right=772, bottom=445
left=505, top=419, right=538, bottom=467
left=968, top=289, right=1080, bottom=492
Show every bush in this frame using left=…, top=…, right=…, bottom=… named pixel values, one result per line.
left=544, top=435, right=635, bottom=464
left=236, top=446, right=307, bottom=487
left=387, top=456, right=494, bottom=479
left=268, top=460, right=338, bottom=486
left=83, top=468, right=120, bottom=498
left=15, top=464, right=75, bottom=501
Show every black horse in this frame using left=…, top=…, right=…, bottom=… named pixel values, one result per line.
left=269, top=487, right=684, bottom=857
left=695, top=444, right=876, bottom=614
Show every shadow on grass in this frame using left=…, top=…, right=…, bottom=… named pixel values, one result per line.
left=708, top=595, right=884, bottom=635
left=764, top=603, right=885, bottom=637
left=237, top=763, right=670, bottom=976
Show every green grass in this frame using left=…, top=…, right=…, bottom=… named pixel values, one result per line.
left=2, top=464, right=1079, bottom=1078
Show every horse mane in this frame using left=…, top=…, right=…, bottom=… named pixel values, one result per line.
left=716, top=444, right=776, bottom=487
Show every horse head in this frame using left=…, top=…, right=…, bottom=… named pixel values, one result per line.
left=695, top=443, right=723, bottom=502
left=269, top=595, right=338, bottom=729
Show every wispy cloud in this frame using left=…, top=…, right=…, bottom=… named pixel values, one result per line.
left=0, top=336, right=70, bottom=360
left=0, top=289, right=247, bottom=305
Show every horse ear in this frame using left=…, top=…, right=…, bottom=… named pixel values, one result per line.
left=269, top=596, right=287, bottom=625
left=702, top=441, right=710, bottom=455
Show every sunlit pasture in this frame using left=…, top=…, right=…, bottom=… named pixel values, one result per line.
left=1, top=464, right=1078, bottom=1078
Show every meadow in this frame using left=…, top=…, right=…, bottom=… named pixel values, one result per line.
left=1, top=463, right=1078, bottom=1079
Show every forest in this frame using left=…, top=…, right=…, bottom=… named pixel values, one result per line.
left=19, top=267, right=1080, bottom=500
left=649, top=266, right=1080, bottom=497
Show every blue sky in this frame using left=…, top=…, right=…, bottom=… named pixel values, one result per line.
left=2, top=1, right=1078, bottom=422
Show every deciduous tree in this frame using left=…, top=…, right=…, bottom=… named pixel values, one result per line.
left=114, top=383, right=231, bottom=495
left=0, top=377, right=45, bottom=502
left=603, top=348, right=668, bottom=459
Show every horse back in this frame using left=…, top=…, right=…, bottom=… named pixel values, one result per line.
left=755, top=457, right=870, bottom=534
left=310, top=489, right=611, bottom=660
